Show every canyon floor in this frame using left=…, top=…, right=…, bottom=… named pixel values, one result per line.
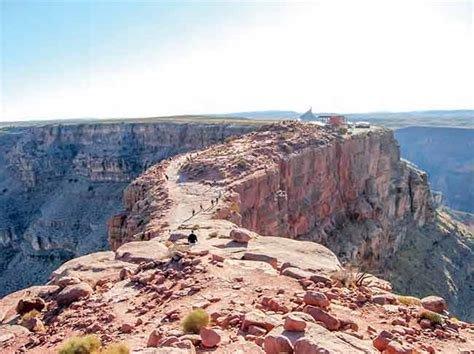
left=1, top=122, right=473, bottom=353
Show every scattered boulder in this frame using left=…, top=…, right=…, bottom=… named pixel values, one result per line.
left=169, top=232, right=188, bottom=242
left=20, top=317, right=45, bottom=333
left=230, top=228, right=252, bottom=243
left=15, top=297, right=45, bottom=316
left=54, top=276, right=82, bottom=288
left=200, top=327, right=222, bottom=348
left=120, top=322, right=134, bottom=333
left=284, top=313, right=312, bottom=332
left=56, top=282, right=93, bottom=306
left=309, top=274, right=332, bottom=285
left=384, top=340, right=416, bottom=354
left=372, top=293, right=397, bottom=305
left=303, top=291, right=330, bottom=308
left=147, top=329, right=162, bottom=347
left=264, top=333, right=293, bottom=354
left=421, top=296, right=447, bottom=314
left=304, top=305, right=340, bottom=331
left=281, top=267, right=314, bottom=280
left=119, top=267, right=133, bottom=280
left=243, top=310, right=280, bottom=332
left=372, top=330, right=394, bottom=351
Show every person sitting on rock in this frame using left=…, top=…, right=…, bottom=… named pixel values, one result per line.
left=188, top=231, right=198, bottom=245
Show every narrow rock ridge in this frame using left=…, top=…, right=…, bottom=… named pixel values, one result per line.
left=109, top=122, right=433, bottom=266
left=0, top=120, right=259, bottom=296
left=109, top=122, right=472, bottom=320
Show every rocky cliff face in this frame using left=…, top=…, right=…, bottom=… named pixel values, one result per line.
left=109, top=122, right=472, bottom=320
left=0, top=120, right=258, bottom=296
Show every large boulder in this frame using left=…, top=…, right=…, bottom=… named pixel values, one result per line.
left=50, top=251, right=135, bottom=287
left=303, top=291, right=330, bottom=308
left=304, top=305, right=340, bottom=331
left=230, top=228, right=253, bottom=243
left=265, top=323, right=376, bottom=354
left=15, top=297, right=45, bottom=316
left=115, top=240, right=169, bottom=264
left=421, top=296, right=447, bottom=314
left=242, top=310, right=281, bottom=332
left=57, top=282, right=93, bottom=306
left=200, top=327, right=222, bottom=348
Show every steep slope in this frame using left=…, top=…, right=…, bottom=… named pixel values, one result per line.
left=0, top=120, right=259, bottom=296
left=109, top=122, right=472, bottom=320
left=1, top=122, right=472, bottom=354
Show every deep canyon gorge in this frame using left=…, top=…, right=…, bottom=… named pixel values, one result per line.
left=0, top=119, right=472, bottom=322
left=0, top=120, right=258, bottom=296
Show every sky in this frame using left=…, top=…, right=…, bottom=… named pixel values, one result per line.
left=0, top=0, right=473, bottom=121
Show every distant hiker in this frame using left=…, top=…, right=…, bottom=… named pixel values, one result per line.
left=200, top=204, right=203, bottom=211
left=192, top=209, right=195, bottom=216
left=188, top=231, right=198, bottom=245
left=211, top=200, right=214, bottom=207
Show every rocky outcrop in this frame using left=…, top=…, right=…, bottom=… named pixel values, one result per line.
left=0, top=119, right=258, bottom=296
left=108, top=122, right=471, bottom=320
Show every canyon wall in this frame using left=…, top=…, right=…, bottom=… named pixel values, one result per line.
left=0, top=120, right=258, bottom=296
left=229, top=130, right=434, bottom=268
left=395, top=126, right=474, bottom=213
left=109, top=123, right=472, bottom=319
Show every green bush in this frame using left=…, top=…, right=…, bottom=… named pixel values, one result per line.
left=58, top=335, right=101, bottom=354
left=420, top=310, right=444, bottom=325
left=182, top=308, right=210, bottom=334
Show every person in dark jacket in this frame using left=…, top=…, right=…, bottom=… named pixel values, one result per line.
left=188, top=231, right=198, bottom=244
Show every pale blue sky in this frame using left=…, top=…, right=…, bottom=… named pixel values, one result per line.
left=1, top=1, right=473, bottom=121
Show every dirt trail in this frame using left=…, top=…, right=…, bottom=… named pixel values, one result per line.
left=164, top=154, right=225, bottom=233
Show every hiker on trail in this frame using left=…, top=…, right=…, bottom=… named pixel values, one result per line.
left=188, top=231, right=198, bottom=245
left=200, top=204, right=203, bottom=211
left=192, top=209, right=195, bottom=216
left=211, top=200, right=214, bottom=207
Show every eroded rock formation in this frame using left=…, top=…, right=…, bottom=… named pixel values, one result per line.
left=0, top=120, right=258, bottom=296
left=109, top=122, right=472, bottom=320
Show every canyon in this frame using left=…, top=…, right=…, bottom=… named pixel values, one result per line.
left=0, top=121, right=472, bottom=353
left=0, top=118, right=260, bottom=297
left=395, top=126, right=474, bottom=213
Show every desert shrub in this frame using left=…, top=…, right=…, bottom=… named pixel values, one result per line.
left=181, top=308, right=210, bottom=334
left=21, top=309, right=40, bottom=321
left=100, top=343, right=130, bottom=354
left=235, top=157, right=248, bottom=169
left=420, top=310, right=444, bottom=325
left=330, top=264, right=371, bottom=288
left=58, top=335, right=101, bottom=354
left=397, top=295, right=421, bottom=306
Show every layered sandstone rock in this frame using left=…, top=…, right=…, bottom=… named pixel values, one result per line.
left=0, top=119, right=258, bottom=296
left=108, top=122, right=472, bottom=320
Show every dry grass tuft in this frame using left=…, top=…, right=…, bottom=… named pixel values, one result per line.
left=420, top=310, right=444, bottom=325
left=397, top=295, right=422, bottom=306
left=58, top=335, right=101, bottom=354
